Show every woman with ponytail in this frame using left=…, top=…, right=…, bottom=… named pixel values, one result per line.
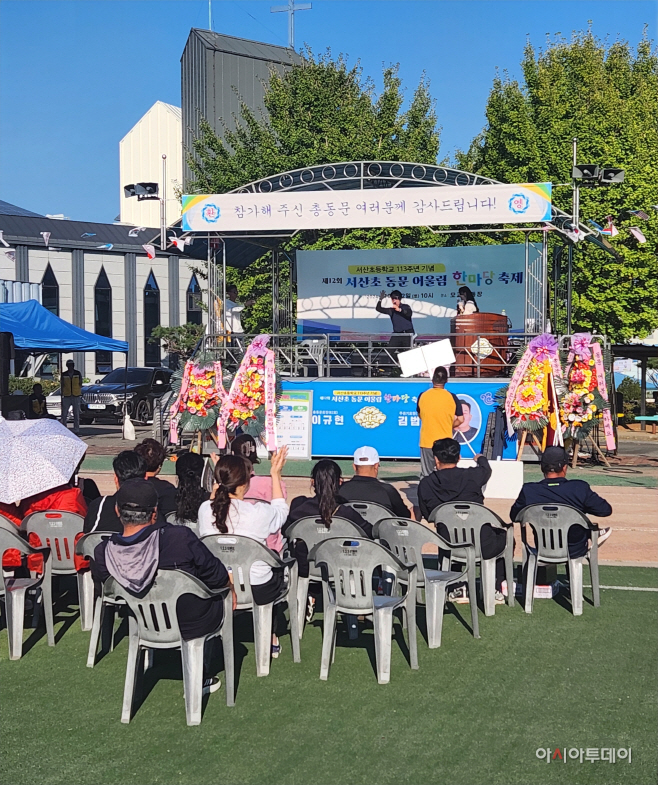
left=198, top=446, right=289, bottom=655
left=174, top=452, right=210, bottom=523
left=283, top=460, right=372, bottom=588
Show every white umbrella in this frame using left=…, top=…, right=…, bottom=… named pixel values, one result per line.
left=0, top=416, right=87, bottom=504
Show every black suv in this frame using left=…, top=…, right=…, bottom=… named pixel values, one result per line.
left=80, top=367, right=173, bottom=425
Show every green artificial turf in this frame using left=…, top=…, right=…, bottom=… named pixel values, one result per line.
left=1, top=567, right=657, bottom=785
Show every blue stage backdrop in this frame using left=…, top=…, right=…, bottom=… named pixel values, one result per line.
left=296, top=244, right=541, bottom=338
left=280, top=378, right=517, bottom=460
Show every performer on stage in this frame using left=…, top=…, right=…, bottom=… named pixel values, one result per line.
left=456, top=286, right=480, bottom=315
left=376, top=289, right=415, bottom=348
left=224, top=284, right=255, bottom=335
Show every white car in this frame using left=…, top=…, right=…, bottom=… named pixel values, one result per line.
left=46, top=388, right=63, bottom=419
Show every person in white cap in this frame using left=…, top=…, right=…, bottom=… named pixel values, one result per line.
left=339, top=446, right=412, bottom=518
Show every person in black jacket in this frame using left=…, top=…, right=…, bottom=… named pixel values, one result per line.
left=510, top=446, right=612, bottom=557
left=375, top=289, right=415, bottom=349
left=84, top=451, right=150, bottom=533
left=91, top=479, right=230, bottom=685
left=134, top=438, right=177, bottom=516
left=339, top=446, right=411, bottom=518
left=418, top=437, right=507, bottom=602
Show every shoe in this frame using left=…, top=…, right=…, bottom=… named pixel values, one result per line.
left=271, top=642, right=281, bottom=659
left=202, top=677, right=221, bottom=695
left=596, top=527, right=612, bottom=546
left=494, top=590, right=505, bottom=605
left=448, top=586, right=469, bottom=604
left=305, top=595, right=316, bottom=624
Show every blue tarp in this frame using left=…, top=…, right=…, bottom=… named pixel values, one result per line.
left=0, top=299, right=129, bottom=353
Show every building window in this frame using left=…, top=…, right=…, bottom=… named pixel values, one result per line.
left=41, top=264, right=59, bottom=315
left=144, top=270, right=161, bottom=367
left=186, top=274, right=202, bottom=325
left=95, top=267, right=113, bottom=374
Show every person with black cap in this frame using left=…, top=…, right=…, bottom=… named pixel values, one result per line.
left=61, top=359, right=83, bottom=434
left=231, top=434, right=287, bottom=503
left=510, top=446, right=612, bottom=556
left=376, top=289, right=415, bottom=350
left=91, top=478, right=230, bottom=693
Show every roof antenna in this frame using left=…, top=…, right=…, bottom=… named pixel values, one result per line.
left=208, top=0, right=212, bottom=31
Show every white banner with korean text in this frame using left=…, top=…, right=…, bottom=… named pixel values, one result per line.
left=181, top=183, right=552, bottom=232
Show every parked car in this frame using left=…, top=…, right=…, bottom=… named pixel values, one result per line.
left=45, top=387, right=62, bottom=418
left=80, top=367, right=173, bottom=425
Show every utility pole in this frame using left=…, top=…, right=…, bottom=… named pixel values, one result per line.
left=271, top=0, right=312, bottom=49
left=160, top=154, right=167, bottom=251
left=567, top=137, right=578, bottom=335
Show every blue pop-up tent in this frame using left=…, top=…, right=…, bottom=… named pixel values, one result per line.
left=0, top=299, right=128, bottom=353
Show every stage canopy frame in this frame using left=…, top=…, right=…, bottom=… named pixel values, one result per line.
left=175, top=161, right=595, bottom=337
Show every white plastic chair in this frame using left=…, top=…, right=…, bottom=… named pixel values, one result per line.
left=429, top=502, right=515, bottom=616
left=374, top=517, right=480, bottom=647
left=108, top=570, right=234, bottom=725
left=0, top=527, right=54, bottom=659
left=516, top=504, right=601, bottom=616
left=201, top=534, right=300, bottom=676
left=342, top=501, right=393, bottom=525
left=309, top=537, right=418, bottom=685
left=284, top=516, right=367, bottom=639
left=165, top=510, right=201, bottom=537
left=75, top=532, right=118, bottom=666
left=21, top=511, right=88, bottom=628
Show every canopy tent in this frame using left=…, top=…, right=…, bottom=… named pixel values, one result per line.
left=0, top=299, right=128, bottom=353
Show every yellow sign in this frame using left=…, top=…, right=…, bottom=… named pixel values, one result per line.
left=346, top=263, right=446, bottom=274
left=333, top=390, right=382, bottom=397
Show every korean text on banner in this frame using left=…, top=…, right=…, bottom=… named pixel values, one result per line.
left=181, top=183, right=552, bottom=232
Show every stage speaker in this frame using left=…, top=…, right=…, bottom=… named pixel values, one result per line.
left=0, top=331, right=15, bottom=397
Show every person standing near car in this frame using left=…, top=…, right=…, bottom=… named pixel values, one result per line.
left=61, top=359, right=83, bottom=434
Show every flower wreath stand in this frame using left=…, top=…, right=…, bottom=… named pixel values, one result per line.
left=561, top=333, right=615, bottom=468
left=216, top=334, right=278, bottom=452
left=504, top=334, right=564, bottom=461
left=168, top=358, right=227, bottom=449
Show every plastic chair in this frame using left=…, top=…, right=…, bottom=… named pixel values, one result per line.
left=108, top=570, right=234, bottom=725
left=343, top=501, right=394, bottom=524
left=373, top=517, right=480, bottom=647
left=429, top=502, right=515, bottom=616
left=309, top=537, right=418, bottom=684
left=21, top=511, right=88, bottom=627
left=516, top=504, right=601, bottom=616
left=75, top=532, right=119, bottom=665
left=0, top=527, right=54, bottom=659
left=165, top=510, right=201, bottom=536
left=284, top=516, right=366, bottom=639
left=201, top=534, right=300, bottom=676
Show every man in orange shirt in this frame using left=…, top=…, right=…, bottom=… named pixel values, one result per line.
left=416, top=366, right=464, bottom=478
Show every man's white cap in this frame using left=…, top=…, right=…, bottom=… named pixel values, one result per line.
left=353, top=446, right=380, bottom=465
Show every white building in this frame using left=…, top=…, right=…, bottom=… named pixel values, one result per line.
left=119, top=101, right=183, bottom=228
left=0, top=201, right=206, bottom=377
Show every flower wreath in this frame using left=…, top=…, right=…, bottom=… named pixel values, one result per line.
left=560, top=333, right=615, bottom=450
left=504, top=333, right=563, bottom=447
left=168, top=359, right=226, bottom=444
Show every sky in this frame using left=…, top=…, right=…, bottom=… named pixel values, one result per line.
left=0, top=0, right=655, bottom=223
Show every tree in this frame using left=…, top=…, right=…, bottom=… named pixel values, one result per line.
left=188, top=50, right=441, bottom=333
left=150, top=323, right=206, bottom=360
left=457, top=31, right=658, bottom=342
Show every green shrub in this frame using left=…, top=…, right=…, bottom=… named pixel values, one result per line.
left=8, top=376, right=60, bottom=396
